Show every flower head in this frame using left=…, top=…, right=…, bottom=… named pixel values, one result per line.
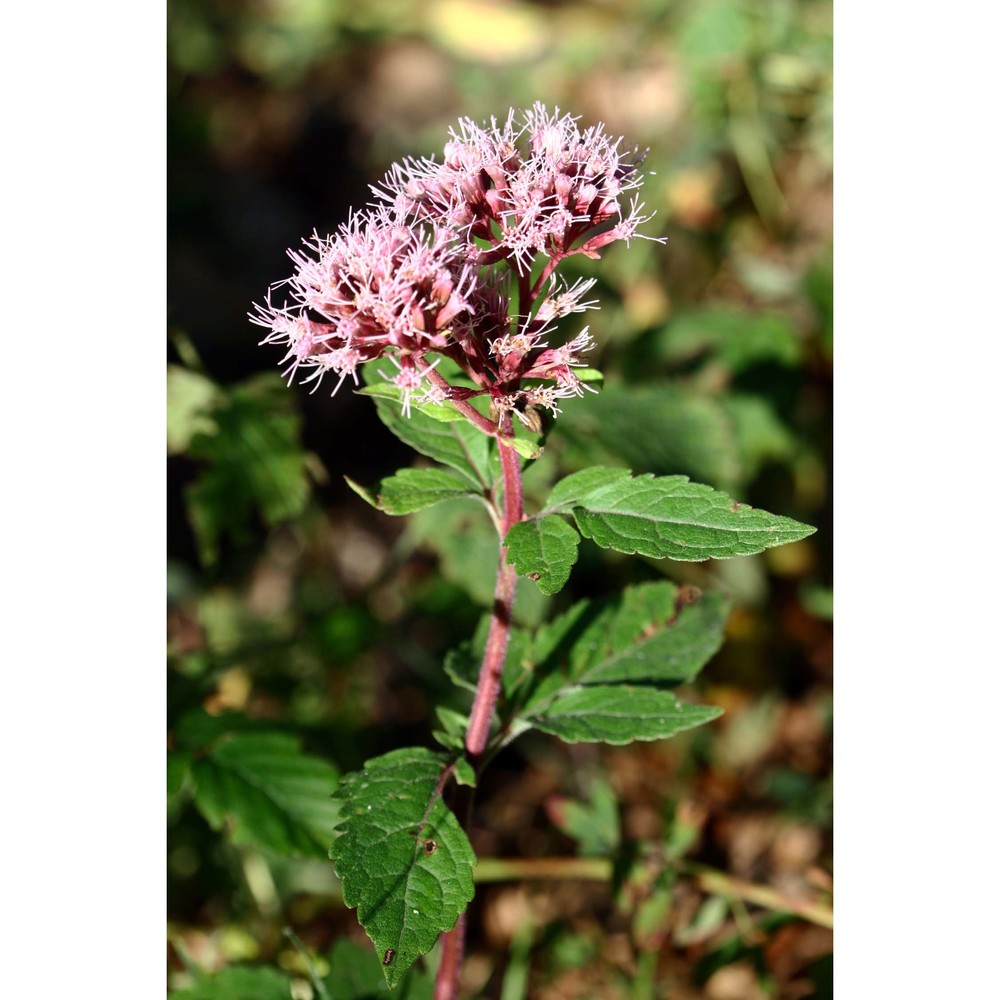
left=375, top=102, right=658, bottom=273
left=252, top=206, right=476, bottom=395
left=254, top=104, right=661, bottom=420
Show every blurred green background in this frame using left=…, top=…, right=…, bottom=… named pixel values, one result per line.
left=168, top=0, right=832, bottom=996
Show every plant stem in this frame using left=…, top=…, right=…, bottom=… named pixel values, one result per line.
left=434, top=423, right=524, bottom=1000
left=434, top=914, right=467, bottom=1000
left=465, top=422, right=523, bottom=757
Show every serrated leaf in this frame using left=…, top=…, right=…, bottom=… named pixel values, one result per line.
left=361, top=368, right=494, bottom=489
left=324, top=939, right=433, bottom=1000
left=190, top=733, right=340, bottom=857
left=168, top=965, right=292, bottom=1000
left=505, top=516, right=580, bottom=595
left=570, top=470, right=815, bottom=561
left=529, top=582, right=729, bottom=694
left=330, top=748, right=476, bottom=988
left=360, top=467, right=482, bottom=516
left=184, top=373, right=316, bottom=565
left=409, top=501, right=548, bottom=626
left=526, top=685, right=722, bottom=745
left=546, top=467, right=632, bottom=512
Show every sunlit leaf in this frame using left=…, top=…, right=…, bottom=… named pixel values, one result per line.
left=504, top=516, right=580, bottom=595
left=569, top=470, right=815, bottom=561
left=330, top=749, right=476, bottom=988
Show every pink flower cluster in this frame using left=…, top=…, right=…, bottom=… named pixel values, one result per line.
left=252, top=103, right=660, bottom=425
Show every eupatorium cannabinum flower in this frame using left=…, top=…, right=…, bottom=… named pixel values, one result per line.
left=252, top=102, right=662, bottom=425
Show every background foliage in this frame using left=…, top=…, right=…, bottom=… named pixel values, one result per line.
left=168, top=0, right=832, bottom=996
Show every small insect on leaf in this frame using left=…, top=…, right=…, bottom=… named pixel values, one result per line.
left=383, top=948, right=395, bottom=966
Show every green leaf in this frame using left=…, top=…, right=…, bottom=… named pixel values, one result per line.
left=190, top=733, right=341, bottom=857
left=184, top=374, right=317, bottom=565
left=168, top=751, right=193, bottom=810
left=569, top=470, right=815, bottom=561
left=506, top=435, right=543, bottom=461
left=173, top=707, right=276, bottom=751
left=358, top=382, right=468, bottom=423
left=431, top=707, right=468, bottom=751
left=530, top=582, right=730, bottom=692
left=499, top=583, right=729, bottom=746
left=167, top=365, right=221, bottom=455
left=169, top=965, right=292, bottom=1000
left=351, top=467, right=483, bottom=516
left=546, top=467, right=632, bottom=512
left=324, top=939, right=433, bottom=999
left=361, top=369, right=494, bottom=489
left=453, top=758, right=477, bottom=788
left=330, top=748, right=476, bottom=988
left=721, top=394, right=797, bottom=481
left=657, top=307, right=802, bottom=373
left=505, top=516, right=580, bottom=595
left=409, top=501, right=548, bottom=626
left=546, top=778, right=620, bottom=856
left=526, top=685, right=722, bottom=745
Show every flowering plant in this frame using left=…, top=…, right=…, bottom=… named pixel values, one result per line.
left=252, top=104, right=815, bottom=998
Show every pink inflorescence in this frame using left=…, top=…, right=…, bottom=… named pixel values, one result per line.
left=252, top=102, right=662, bottom=424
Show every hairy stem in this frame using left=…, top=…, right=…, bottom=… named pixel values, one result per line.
left=436, top=420, right=524, bottom=1000
left=434, top=914, right=467, bottom=1000
left=465, top=423, right=524, bottom=756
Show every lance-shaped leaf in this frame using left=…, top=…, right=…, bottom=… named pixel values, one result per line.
left=330, top=748, right=476, bottom=988
left=347, top=467, right=482, bottom=516
left=528, top=581, right=730, bottom=695
left=569, top=470, right=815, bottom=561
left=360, top=370, right=494, bottom=490
left=190, top=733, right=341, bottom=858
left=525, top=685, right=722, bottom=745
left=504, top=516, right=580, bottom=595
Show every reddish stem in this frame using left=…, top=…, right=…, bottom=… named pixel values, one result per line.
left=435, top=419, right=524, bottom=999
left=433, top=914, right=466, bottom=1000
left=465, top=422, right=523, bottom=756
